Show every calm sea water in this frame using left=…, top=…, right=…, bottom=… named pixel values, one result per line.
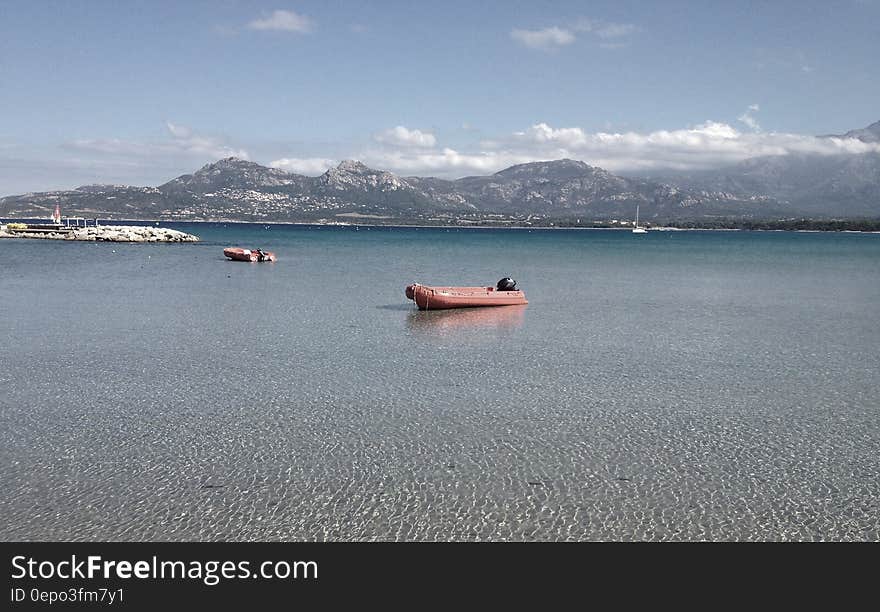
left=1, top=224, right=878, bottom=541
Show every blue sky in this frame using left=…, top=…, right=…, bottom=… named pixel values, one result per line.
left=1, top=0, right=878, bottom=194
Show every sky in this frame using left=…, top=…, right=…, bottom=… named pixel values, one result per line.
left=1, top=0, right=878, bottom=194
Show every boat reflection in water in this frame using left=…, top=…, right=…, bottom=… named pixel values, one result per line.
left=405, top=304, right=527, bottom=336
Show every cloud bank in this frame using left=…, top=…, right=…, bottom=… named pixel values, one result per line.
left=247, top=10, right=313, bottom=33
left=510, top=27, right=576, bottom=50
left=269, top=120, right=880, bottom=179
left=738, top=104, right=761, bottom=132
left=374, top=126, right=437, bottom=148
left=269, top=157, right=338, bottom=174
left=66, top=122, right=249, bottom=162
left=511, top=18, right=639, bottom=50
left=60, top=120, right=880, bottom=186
left=496, top=121, right=880, bottom=173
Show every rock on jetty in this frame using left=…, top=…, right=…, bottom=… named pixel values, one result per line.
left=0, top=224, right=200, bottom=242
left=69, top=225, right=200, bottom=242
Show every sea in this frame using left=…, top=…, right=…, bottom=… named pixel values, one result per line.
left=1, top=223, right=878, bottom=541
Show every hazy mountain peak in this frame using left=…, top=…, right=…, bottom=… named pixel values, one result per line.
left=196, top=157, right=258, bottom=173
left=162, top=157, right=294, bottom=191
left=335, top=159, right=372, bottom=174
left=75, top=183, right=130, bottom=191
left=493, top=158, right=597, bottom=179
left=822, top=119, right=880, bottom=143
left=841, top=120, right=880, bottom=143
left=318, top=159, right=408, bottom=193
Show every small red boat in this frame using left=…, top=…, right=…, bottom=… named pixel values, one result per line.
left=405, top=278, right=527, bottom=310
left=223, top=247, right=276, bottom=262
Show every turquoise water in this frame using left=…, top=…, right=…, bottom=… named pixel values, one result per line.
left=1, top=224, right=878, bottom=541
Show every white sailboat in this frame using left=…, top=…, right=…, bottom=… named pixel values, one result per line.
left=632, top=205, right=647, bottom=234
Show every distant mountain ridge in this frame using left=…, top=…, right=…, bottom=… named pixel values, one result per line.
left=162, top=157, right=299, bottom=190
left=821, top=120, right=880, bottom=143
left=3, top=120, right=879, bottom=223
left=661, top=118, right=880, bottom=217
left=0, top=157, right=753, bottom=223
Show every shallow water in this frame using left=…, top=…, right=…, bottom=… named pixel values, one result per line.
left=1, top=225, right=878, bottom=541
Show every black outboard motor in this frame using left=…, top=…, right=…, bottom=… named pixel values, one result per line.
left=496, top=277, right=517, bottom=291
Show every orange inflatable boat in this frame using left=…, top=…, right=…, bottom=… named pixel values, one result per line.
left=223, top=247, right=276, bottom=262
left=405, top=278, right=527, bottom=310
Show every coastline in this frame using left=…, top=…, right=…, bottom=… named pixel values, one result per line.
left=2, top=216, right=879, bottom=234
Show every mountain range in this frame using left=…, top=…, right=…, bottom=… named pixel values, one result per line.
left=655, top=120, right=880, bottom=218
left=3, top=121, right=879, bottom=225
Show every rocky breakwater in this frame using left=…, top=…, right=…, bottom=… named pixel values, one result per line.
left=0, top=224, right=199, bottom=242
left=68, top=225, right=200, bottom=242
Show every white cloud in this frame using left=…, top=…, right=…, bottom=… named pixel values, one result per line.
left=19, top=113, right=880, bottom=193
left=497, top=120, right=880, bottom=172
left=72, top=118, right=880, bottom=185
left=269, top=157, right=337, bottom=175
left=510, top=27, right=575, bottom=50
left=339, top=121, right=880, bottom=178
left=165, top=122, right=192, bottom=139
left=737, top=104, right=762, bottom=132
left=374, top=126, right=437, bottom=148
left=515, top=123, right=589, bottom=148
left=738, top=116, right=760, bottom=131
left=512, top=18, right=638, bottom=51
left=66, top=122, right=249, bottom=161
left=164, top=122, right=249, bottom=159
left=247, top=10, right=313, bottom=33
left=360, top=148, right=540, bottom=177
